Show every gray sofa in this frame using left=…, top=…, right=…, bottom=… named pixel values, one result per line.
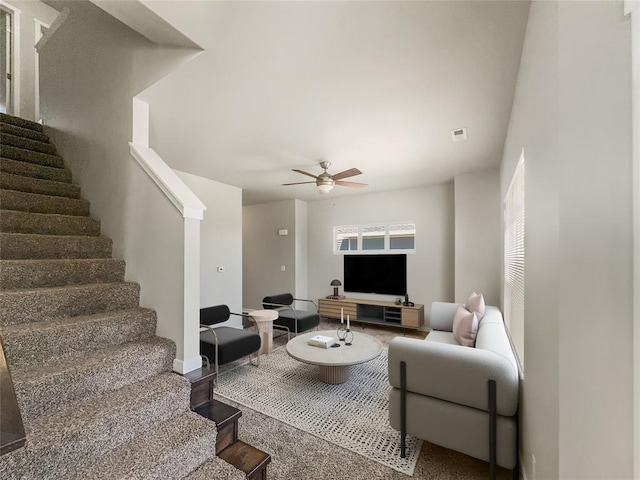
left=388, top=301, right=519, bottom=478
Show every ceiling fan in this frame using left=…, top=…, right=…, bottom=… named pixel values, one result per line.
left=282, top=161, right=368, bottom=194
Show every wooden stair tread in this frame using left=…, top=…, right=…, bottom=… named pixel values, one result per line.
left=218, top=440, right=271, bottom=478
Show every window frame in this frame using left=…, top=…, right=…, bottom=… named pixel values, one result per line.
left=333, top=223, right=416, bottom=255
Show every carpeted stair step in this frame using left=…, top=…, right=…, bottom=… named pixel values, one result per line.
left=1, top=172, right=79, bottom=198
left=0, top=233, right=111, bottom=260
left=0, top=122, right=50, bottom=143
left=0, top=258, right=123, bottom=289
left=0, top=132, right=57, bottom=155
left=0, top=210, right=100, bottom=236
left=185, top=456, right=247, bottom=480
left=0, top=189, right=89, bottom=216
left=0, top=113, right=44, bottom=133
left=0, top=308, right=156, bottom=369
left=0, top=282, right=140, bottom=326
left=69, top=412, right=223, bottom=480
left=11, top=336, right=176, bottom=422
left=0, top=144, right=64, bottom=168
left=0, top=373, right=191, bottom=480
left=1, top=157, right=71, bottom=183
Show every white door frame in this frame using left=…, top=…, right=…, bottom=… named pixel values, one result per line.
left=624, top=1, right=639, bottom=478
left=0, top=0, right=19, bottom=117
left=34, top=18, right=49, bottom=121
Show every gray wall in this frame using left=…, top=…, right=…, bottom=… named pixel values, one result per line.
left=242, top=199, right=297, bottom=309
left=454, top=167, right=501, bottom=306
left=177, top=171, right=243, bottom=327
left=307, top=185, right=455, bottom=329
left=38, top=0, right=198, bottom=363
left=501, top=1, right=634, bottom=478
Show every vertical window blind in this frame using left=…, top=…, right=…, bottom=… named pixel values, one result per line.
left=504, top=156, right=525, bottom=365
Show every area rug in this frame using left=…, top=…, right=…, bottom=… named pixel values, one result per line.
left=214, top=347, right=422, bottom=475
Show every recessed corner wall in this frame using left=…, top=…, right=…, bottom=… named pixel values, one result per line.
left=454, top=167, right=501, bottom=306
left=243, top=199, right=297, bottom=309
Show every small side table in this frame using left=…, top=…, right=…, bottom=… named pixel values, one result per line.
left=248, top=309, right=278, bottom=355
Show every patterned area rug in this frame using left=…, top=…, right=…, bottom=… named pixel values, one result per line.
left=215, top=347, right=422, bottom=475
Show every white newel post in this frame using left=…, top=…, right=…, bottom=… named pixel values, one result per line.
left=624, top=1, right=639, bottom=478
left=130, top=97, right=206, bottom=375
left=180, top=217, right=202, bottom=374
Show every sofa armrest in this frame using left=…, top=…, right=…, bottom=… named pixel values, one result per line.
left=388, top=337, right=518, bottom=416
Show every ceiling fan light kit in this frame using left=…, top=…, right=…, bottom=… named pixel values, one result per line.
left=282, top=161, right=368, bottom=194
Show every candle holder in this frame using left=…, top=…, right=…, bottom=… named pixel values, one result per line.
left=337, top=325, right=348, bottom=342
left=344, top=329, right=354, bottom=346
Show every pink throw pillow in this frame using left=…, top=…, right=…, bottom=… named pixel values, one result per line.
left=465, top=292, right=485, bottom=320
left=452, top=305, right=479, bottom=347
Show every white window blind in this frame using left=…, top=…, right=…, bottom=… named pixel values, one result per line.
left=504, top=155, right=525, bottom=365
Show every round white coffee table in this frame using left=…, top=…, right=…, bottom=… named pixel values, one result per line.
left=286, top=329, right=383, bottom=384
left=248, top=309, right=279, bottom=355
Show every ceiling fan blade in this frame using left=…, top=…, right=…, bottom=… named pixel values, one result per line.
left=335, top=180, right=368, bottom=188
left=292, top=169, right=319, bottom=179
left=282, top=181, right=317, bottom=186
left=332, top=168, right=362, bottom=180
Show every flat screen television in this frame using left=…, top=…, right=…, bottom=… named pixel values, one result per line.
left=343, top=254, right=407, bottom=296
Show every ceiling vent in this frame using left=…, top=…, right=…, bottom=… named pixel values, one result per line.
left=451, top=128, right=467, bottom=142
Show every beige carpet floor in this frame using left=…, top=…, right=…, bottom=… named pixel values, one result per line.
left=217, top=318, right=513, bottom=479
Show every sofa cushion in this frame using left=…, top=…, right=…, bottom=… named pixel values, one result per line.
left=452, top=306, right=479, bottom=347
left=425, top=330, right=459, bottom=345
left=465, top=292, right=486, bottom=320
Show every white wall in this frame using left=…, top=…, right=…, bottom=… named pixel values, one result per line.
left=243, top=199, right=297, bottom=309
left=177, top=171, right=243, bottom=328
left=501, top=1, right=634, bottom=478
left=307, top=185, right=454, bottom=329
left=38, top=0, right=200, bottom=369
left=2, top=0, right=58, bottom=120
left=454, top=167, right=501, bottom=306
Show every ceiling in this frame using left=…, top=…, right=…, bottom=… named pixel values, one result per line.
left=135, top=1, right=530, bottom=205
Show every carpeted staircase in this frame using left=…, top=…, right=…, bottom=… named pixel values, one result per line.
left=0, top=113, right=244, bottom=479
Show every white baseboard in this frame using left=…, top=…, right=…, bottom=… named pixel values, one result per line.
left=173, top=355, right=202, bottom=374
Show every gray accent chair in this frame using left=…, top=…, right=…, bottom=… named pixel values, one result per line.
left=262, top=293, right=320, bottom=340
left=388, top=301, right=519, bottom=479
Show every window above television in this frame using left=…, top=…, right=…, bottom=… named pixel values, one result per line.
left=333, top=223, right=416, bottom=254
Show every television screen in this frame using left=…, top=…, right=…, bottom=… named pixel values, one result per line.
left=343, top=254, right=407, bottom=296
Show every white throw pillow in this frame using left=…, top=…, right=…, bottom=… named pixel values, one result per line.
left=465, top=292, right=486, bottom=320
left=452, top=305, right=479, bottom=347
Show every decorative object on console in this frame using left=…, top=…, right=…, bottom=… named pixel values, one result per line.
left=327, top=279, right=346, bottom=299
left=402, top=293, right=415, bottom=307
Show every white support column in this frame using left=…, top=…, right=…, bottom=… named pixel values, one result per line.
left=174, top=216, right=202, bottom=374
left=624, top=1, right=640, bottom=478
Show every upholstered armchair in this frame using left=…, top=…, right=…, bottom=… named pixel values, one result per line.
left=261, top=293, right=320, bottom=340
left=200, top=305, right=261, bottom=382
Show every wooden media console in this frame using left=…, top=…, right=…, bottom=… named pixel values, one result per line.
left=318, top=297, right=424, bottom=329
